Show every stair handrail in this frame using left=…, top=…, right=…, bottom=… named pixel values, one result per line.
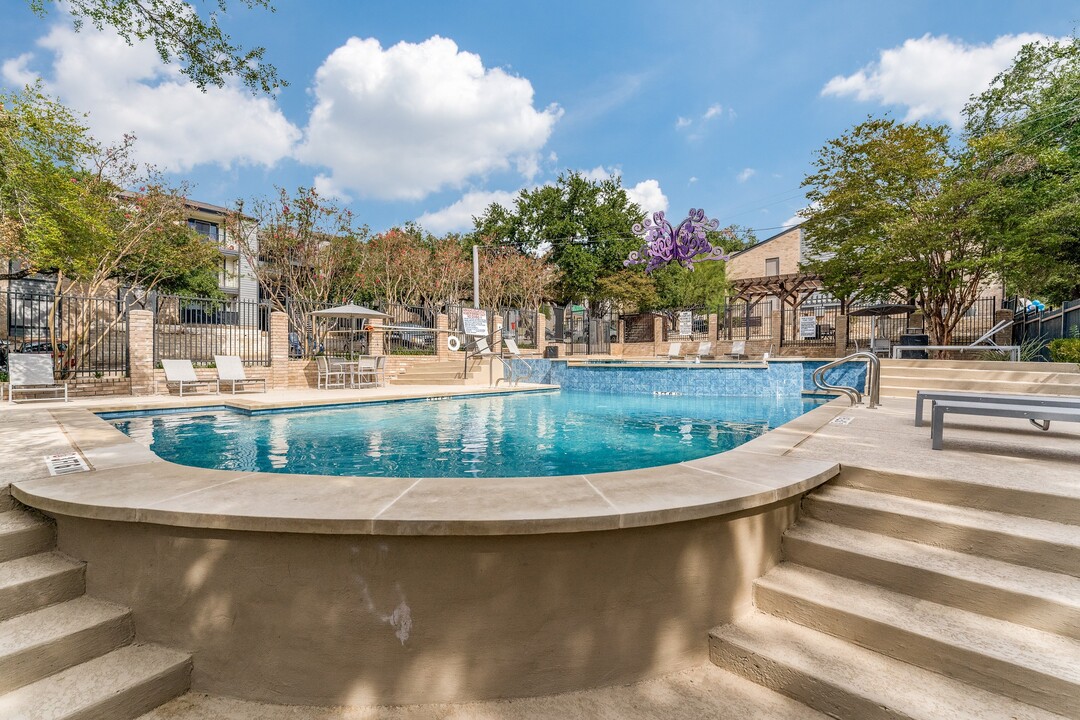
left=812, top=351, right=881, bottom=409
left=463, top=328, right=515, bottom=386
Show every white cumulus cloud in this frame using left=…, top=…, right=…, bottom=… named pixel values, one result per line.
left=822, top=33, right=1055, bottom=126
left=737, top=167, right=756, bottom=183
left=297, top=36, right=562, bottom=201
left=416, top=189, right=518, bottom=234
left=703, top=103, right=724, bottom=120
left=626, top=179, right=668, bottom=214
left=2, top=23, right=300, bottom=172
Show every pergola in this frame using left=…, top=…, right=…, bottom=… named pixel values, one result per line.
left=729, top=272, right=824, bottom=309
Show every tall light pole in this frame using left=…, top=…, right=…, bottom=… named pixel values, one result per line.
left=472, top=244, right=480, bottom=309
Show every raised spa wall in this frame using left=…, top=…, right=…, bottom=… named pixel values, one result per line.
left=509, top=358, right=866, bottom=396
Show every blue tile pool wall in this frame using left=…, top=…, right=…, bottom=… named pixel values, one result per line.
left=509, top=359, right=867, bottom=396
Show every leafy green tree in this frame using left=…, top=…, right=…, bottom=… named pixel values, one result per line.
left=963, top=36, right=1080, bottom=303
left=28, top=0, right=284, bottom=94
left=472, top=171, right=644, bottom=303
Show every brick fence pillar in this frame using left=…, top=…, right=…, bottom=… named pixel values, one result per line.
left=536, top=312, right=547, bottom=352
left=128, top=309, right=156, bottom=396
left=771, top=307, right=783, bottom=352
left=834, top=314, right=848, bottom=358
left=492, top=315, right=503, bottom=354
left=436, top=314, right=452, bottom=360
left=993, top=309, right=1014, bottom=346
left=270, top=311, right=289, bottom=390
left=653, top=315, right=665, bottom=355
left=368, top=319, right=384, bottom=356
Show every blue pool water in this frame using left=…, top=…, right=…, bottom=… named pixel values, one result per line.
left=107, top=391, right=828, bottom=478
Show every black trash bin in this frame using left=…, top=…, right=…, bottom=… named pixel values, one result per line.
left=898, top=333, right=929, bottom=360
left=544, top=345, right=559, bottom=359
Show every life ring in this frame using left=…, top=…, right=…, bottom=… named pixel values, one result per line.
left=446, top=335, right=461, bottom=352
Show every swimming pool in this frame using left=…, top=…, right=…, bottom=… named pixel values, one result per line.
left=107, top=390, right=828, bottom=478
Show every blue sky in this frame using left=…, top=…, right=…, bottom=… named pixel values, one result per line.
left=0, top=1, right=1075, bottom=238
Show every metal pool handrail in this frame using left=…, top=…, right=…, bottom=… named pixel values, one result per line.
left=812, top=351, right=881, bottom=409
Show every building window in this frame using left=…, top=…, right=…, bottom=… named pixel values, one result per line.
left=765, top=257, right=780, bottom=276
left=188, top=219, right=220, bottom=242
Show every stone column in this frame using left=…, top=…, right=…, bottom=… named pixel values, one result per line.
left=270, top=311, right=289, bottom=390
left=128, top=309, right=155, bottom=396
left=993, top=309, right=1014, bottom=346
left=436, top=314, right=452, bottom=360
left=492, top=315, right=503, bottom=354
left=834, top=314, right=848, bottom=357
left=708, top=313, right=718, bottom=342
left=536, top=312, right=547, bottom=352
left=368, top=319, right=384, bottom=356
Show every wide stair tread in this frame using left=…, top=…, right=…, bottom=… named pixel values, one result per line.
left=0, top=552, right=85, bottom=622
left=785, top=519, right=1080, bottom=638
left=754, top=563, right=1080, bottom=715
left=0, top=510, right=54, bottom=563
left=0, top=596, right=133, bottom=693
left=805, top=485, right=1080, bottom=575
left=710, top=611, right=1068, bottom=720
left=0, top=642, right=191, bottom=720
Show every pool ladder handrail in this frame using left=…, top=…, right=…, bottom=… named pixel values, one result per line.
left=812, top=351, right=881, bottom=409
left=463, top=328, right=516, bottom=386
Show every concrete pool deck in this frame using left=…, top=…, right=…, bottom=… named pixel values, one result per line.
left=3, top=387, right=1078, bottom=716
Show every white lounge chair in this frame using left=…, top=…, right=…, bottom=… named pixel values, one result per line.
left=688, top=341, right=714, bottom=360
left=315, top=355, right=347, bottom=389
left=659, top=342, right=683, bottom=360
left=726, top=340, right=747, bottom=360
left=8, top=354, right=68, bottom=403
left=470, top=337, right=496, bottom=356
left=500, top=338, right=535, bottom=386
left=161, top=359, right=217, bottom=396
left=214, top=355, right=266, bottom=394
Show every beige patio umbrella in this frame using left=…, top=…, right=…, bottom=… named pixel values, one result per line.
left=309, top=305, right=392, bottom=355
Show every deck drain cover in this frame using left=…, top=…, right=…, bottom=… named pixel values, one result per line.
left=829, top=416, right=854, bottom=426
left=44, top=453, right=90, bottom=476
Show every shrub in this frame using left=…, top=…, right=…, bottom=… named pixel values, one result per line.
left=1048, top=338, right=1080, bottom=364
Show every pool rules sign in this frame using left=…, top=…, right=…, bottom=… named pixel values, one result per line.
left=462, top=308, right=489, bottom=336
left=799, top=315, right=817, bottom=339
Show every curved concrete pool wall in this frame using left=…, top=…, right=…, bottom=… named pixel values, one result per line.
left=13, top=398, right=844, bottom=707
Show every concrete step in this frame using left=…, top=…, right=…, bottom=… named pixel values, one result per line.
left=0, top=510, right=55, bottom=564
left=752, top=564, right=1080, bottom=716
left=0, top=553, right=85, bottom=623
left=784, top=519, right=1080, bottom=639
left=0, top=642, right=191, bottom=720
left=710, top=611, right=1067, bottom=720
left=878, top=378, right=1080, bottom=395
left=881, top=359, right=1080, bottom=373
left=804, top=485, right=1080, bottom=577
left=832, top=467, right=1080, bottom=526
left=0, top=596, right=134, bottom=693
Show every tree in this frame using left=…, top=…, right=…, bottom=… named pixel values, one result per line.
left=228, top=186, right=369, bottom=350
left=963, top=36, right=1080, bottom=303
left=2, top=86, right=222, bottom=372
left=472, top=171, right=643, bottom=303
left=28, top=0, right=284, bottom=94
left=799, top=118, right=1012, bottom=344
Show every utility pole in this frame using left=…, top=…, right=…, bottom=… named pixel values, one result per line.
left=472, top=244, right=480, bottom=309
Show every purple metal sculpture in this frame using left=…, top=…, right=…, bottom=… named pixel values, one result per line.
left=624, top=208, right=730, bottom=272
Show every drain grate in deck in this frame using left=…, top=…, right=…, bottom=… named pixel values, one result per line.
left=829, top=416, right=854, bottom=426
left=44, top=453, right=90, bottom=476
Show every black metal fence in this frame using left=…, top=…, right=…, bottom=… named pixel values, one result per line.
left=621, top=313, right=656, bottom=344
left=719, top=301, right=772, bottom=341
left=783, top=305, right=840, bottom=347
left=154, top=294, right=271, bottom=366
left=660, top=307, right=710, bottom=342
left=1, top=288, right=128, bottom=377
left=376, top=302, right=437, bottom=356
left=1012, top=299, right=1080, bottom=348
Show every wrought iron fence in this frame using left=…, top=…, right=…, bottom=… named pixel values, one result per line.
left=154, top=294, right=270, bottom=366
left=1, top=288, right=128, bottom=377
left=782, top=304, right=840, bottom=347
left=719, top=301, right=772, bottom=340
left=377, top=302, right=437, bottom=356
left=948, top=297, right=1001, bottom=344
left=501, top=308, right=538, bottom=348
left=659, top=307, right=710, bottom=342
left=621, top=312, right=656, bottom=344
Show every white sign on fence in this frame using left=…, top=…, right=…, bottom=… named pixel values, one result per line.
left=678, top=311, right=693, bottom=336
left=799, top=315, right=818, bottom=339
left=462, top=308, right=489, bottom=336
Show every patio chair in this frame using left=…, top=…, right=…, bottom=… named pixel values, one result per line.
left=688, top=341, right=715, bottom=360
left=315, top=355, right=347, bottom=389
left=214, top=355, right=267, bottom=394
left=658, top=342, right=683, bottom=360
left=726, top=340, right=747, bottom=360
left=8, top=354, right=68, bottom=404
left=470, top=337, right=496, bottom=357
left=161, top=359, right=217, bottom=396
left=374, top=355, right=387, bottom=387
